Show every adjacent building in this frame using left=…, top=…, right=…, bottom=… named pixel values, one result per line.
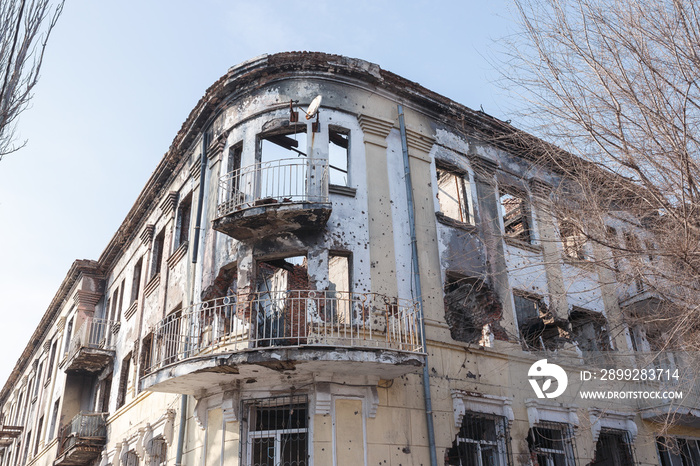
left=0, top=52, right=697, bottom=466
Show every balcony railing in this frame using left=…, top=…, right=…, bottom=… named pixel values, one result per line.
left=56, top=412, right=107, bottom=457
left=217, top=158, right=329, bottom=217
left=144, top=291, right=424, bottom=375
left=66, top=317, right=117, bottom=360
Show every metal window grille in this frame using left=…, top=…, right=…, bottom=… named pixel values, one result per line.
left=241, top=395, right=308, bottom=466
left=148, top=436, right=168, bottom=466
left=446, top=411, right=513, bottom=466
left=657, top=436, right=700, bottom=466
left=593, top=429, right=636, bottom=465
left=527, top=422, right=578, bottom=466
left=125, top=449, right=139, bottom=466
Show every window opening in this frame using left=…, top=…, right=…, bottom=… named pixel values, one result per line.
left=329, top=128, right=349, bottom=186
left=446, top=412, right=512, bottom=465
left=116, top=353, right=131, bottom=409
left=242, top=395, right=309, bottom=466
left=261, top=128, right=307, bottom=163
left=445, top=275, right=504, bottom=344
left=437, top=167, right=472, bottom=224
left=500, top=191, right=532, bottom=244
left=64, top=317, right=73, bottom=355
left=131, top=258, right=143, bottom=304
left=527, top=422, right=577, bottom=466
left=327, top=253, right=351, bottom=324
left=255, top=256, right=309, bottom=346
left=657, top=437, right=700, bottom=466
left=592, top=429, right=635, bottom=465
left=175, top=193, right=192, bottom=249
left=569, top=308, right=611, bottom=355
left=560, top=220, right=586, bottom=260
left=514, top=292, right=566, bottom=351
left=151, top=230, right=165, bottom=279
left=48, top=399, right=60, bottom=441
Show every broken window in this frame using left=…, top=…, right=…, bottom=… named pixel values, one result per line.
left=328, top=253, right=351, bottom=324
left=514, top=292, right=566, bottom=351
left=445, top=412, right=512, bottom=466
left=500, top=191, right=533, bottom=244
left=437, top=167, right=472, bottom=224
left=261, top=128, right=307, bottom=163
left=255, top=256, right=309, bottom=346
left=444, top=275, right=504, bottom=344
left=657, top=437, right=700, bottom=466
left=174, top=192, right=192, bottom=249
left=569, top=308, right=611, bottom=354
left=560, top=220, right=586, bottom=260
left=150, top=230, right=165, bottom=279
left=329, top=127, right=349, bottom=186
left=242, top=395, right=308, bottom=466
left=116, top=353, right=131, bottom=409
left=527, top=422, right=577, bottom=466
left=131, top=258, right=143, bottom=304
left=592, top=429, right=635, bottom=466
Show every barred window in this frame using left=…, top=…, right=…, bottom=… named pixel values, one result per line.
left=527, top=422, right=577, bottom=466
left=657, top=436, right=700, bottom=466
left=446, top=412, right=512, bottom=465
left=593, top=429, right=635, bottom=465
left=242, top=395, right=308, bottom=466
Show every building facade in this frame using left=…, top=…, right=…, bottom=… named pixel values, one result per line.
left=0, top=52, right=697, bottom=466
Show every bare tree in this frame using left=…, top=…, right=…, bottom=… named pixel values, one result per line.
left=0, top=0, right=63, bottom=160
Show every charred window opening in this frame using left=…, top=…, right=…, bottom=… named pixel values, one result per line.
left=593, top=429, right=635, bottom=466
left=261, top=128, right=307, bottom=163
left=255, top=256, right=310, bottom=346
left=560, top=220, right=586, bottom=260
left=174, top=192, right=192, bottom=249
left=500, top=191, right=533, bottom=244
left=444, top=275, right=505, bottom=344
left=527, top=422, right=577, bottom=466
left=514, top=292, right=567, bottom=351
left=569, top=308, right=611, bottom=354
left=242, top=395, right=309, bottom=466
left=437, top=166, right=472, bottom=224
left=445, top=412, right=512, bottom=466
left=329, top=127, right=349, bottom=186
left=657, top=437, right=700, bottom=466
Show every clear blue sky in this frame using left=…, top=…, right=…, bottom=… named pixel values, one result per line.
left=0, top=1, right=518, bottom=383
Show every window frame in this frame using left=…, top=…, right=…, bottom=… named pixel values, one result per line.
left=328, top=126, right=350, bottom=187
left=527, top=421, right=578, bottom=466
left=500, top=189, right=534, bottom=245
left=436, top=164, right=474, bottom=226
left=448, top=411, right=512, bottom=466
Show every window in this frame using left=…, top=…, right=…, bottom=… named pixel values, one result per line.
left=560, top=220, right=586, bottom=260
left=63, top=317, right=73, bottom=355
left=139, top=333, right=153, bottom=378
left=116, top=353, right=131, bottom=409
left=527, top=422, right=577, bottom=466
left=437, top=166, right=472, bottom=224
left=162, top=310, right=182, bottom=366
left=445, top=275, right=503, bottom=344
left=569, top=308, right=611, bottom=354
left=150, top=230, right=165, bottom=279
left=48, top=399, right=60, bottom=441
left=175, top=193, right=192, bottom=249
left=261, top=128, right=307, bottom=163
left=329, top=127, right=349, bottom=186
left=242, top=395, right=308, bottom=466
left=500, top=191, right=533, bottom=244
left=514, top=292, right=564, bottom=351
left=117, top=278, right=125, bottom=322
left=131, top=258, right=143, bottom=304
left=446, top=412, right=512, bottom=466
left=109, top=287, right=120, bottom=322
left=124, top=450, right=139, bottom=466
left=33, top=361, right=43, bottom=398
left=46, top=340, right=57, bottom=381
left=593, top=429, right=635, bottom=465
left=605, top=226, right=620, bottom=272
left=34, top=416, right=43, bottom=455
left=657, top=437, right=700, bottom=466
left=328, top=253, right=350, bottom=324
left=623, top=232, right=644, bottom=292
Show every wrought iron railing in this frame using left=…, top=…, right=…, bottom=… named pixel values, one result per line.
left=217, top=158, right=329, bottom=217
left=144, top=291, right=424, bottom=375
left=56, top=412, right=107, bottom=456
left=66, top=317, right=117, bottom=360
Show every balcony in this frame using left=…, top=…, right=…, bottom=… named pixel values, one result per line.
left=635, top=351, right=700, bottom=427
left=0, top=421, right=22, bottom=448
left=140, top=291, right=424, bottom=394
left=64, top=318, right=117, bottom=374
left=54, top=412, right=107, bottom=466
left=212, top=158, right=332, bottom=240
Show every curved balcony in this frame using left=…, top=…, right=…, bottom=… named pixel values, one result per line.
left=212, top=158, right=332, bottom=240
left=140, top=291, right=424, bottom=394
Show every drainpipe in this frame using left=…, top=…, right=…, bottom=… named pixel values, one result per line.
left=398, top=104, right=438, bottom=466
left=175, top=134, right=208, bottom=466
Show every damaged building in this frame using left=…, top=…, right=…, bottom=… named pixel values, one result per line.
left=0, top=52, right=698, bottom=466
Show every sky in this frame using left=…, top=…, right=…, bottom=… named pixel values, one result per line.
left=0, top=1, right=519, bottom=384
